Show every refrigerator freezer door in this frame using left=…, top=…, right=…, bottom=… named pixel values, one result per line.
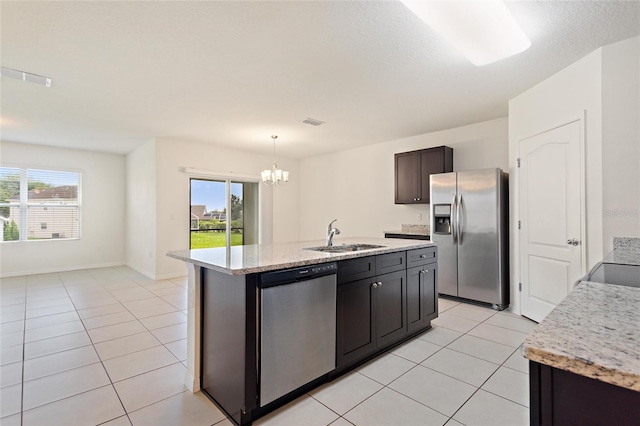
left=430, top=172, right=458, bottom=297
left=456, top=169, right=506, bottom=305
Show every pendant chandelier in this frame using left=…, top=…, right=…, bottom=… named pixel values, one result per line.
left=261, top=135, right=289, bottom=186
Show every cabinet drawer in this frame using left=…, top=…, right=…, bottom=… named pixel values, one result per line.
left=375, top=252, right=406, bottom=275
left=338, top=256, right=375, bottom=284
left=406, top=247, right=437, bottom=268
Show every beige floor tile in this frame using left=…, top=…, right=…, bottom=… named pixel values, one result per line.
left=482, top=366, right=530, bottom=407
left=128, top=390, right=226, bottom=426
left=77, top=303, right=127, bottom=319
left=103, top=281, right=141, bottom=291
left=445, top=304, right=496, bottom=322
left=23, top=362, right=110, bottom=410
left=0, top=413, right=21, bottom=426
left=391, top=337, right=442, bottom=363
left=88, top=320, right=147, bottom=343
left=25, top=297, right=71, bottom=310
left=24, top=331, right=91, bottom=359
left=82, top=311, right=136, bottom=329
left=164, top=339, right=187, bottom=361
left=139, top=311, right=187, bottom=330
left=0, top=303, right=25, bottom=313
left=131, top=304, right=179, bottom=319
left=0, top=320, right=24, bottom=335
left=101, top=415, right=133, bottom=426
left=357, top=353, right=416, bottom=385
left=418, top=326, right=463, bottom=347
left=467, top=324, right=528, bottom=348
left=310, top=371, right=383, bottom=415
left=431, top=312, right=481, bottom=333
left=160, top=294, right=187, bottom=310
left=437, top=298, right=460, bottom=313
left=485, top=314, right=538, bottom=334
left=446, top=419, right=465, bottom=426
left=0, top=345, right=23, bottom=366
left=22, top=385, right=125, bottom=426
left=422, top=348, right=499, bottom=387
left=123, top=298, right=166, bottom=311
left=344, top=387, right=448, bottom=426
left=453, top=389, right=528, bottom=426
left=25, top=311, right=79, bottom=330
left=114, top=363, right=187, bottom=413
left=26, top=288, right=68, bottom=302
left=0, top=331, right=23, bottom=348
left=504, top=348, right=529, bottom=374
left=25, top=304, right=75, bottom=319
left=111, top=287, right=156, bottom=303
left=24, top=320, right=85, bottom=343
left=446, top=335, right=515, bottom=365
left=151, top=322, right=187, bottom=344
left=94, top=331, right=161, bottom=361
left=0, top=362, right=23, bottom=388
left=103, top=346, right=178, bottom=382
left=328, top=418, right=352, bottom=426
left=255, top=395, right=338, bottom=426
left=23, top=345, right=100, bottom=381
left=389, top=364, right=476, bottom=417
left=72, top=296, right=120, bottom=310
left=140, top=281, right=179, bottom=291
left=1, top=311, right=24, bottom=323
left=0, top=384, right=22, bottom=418
left=149, top=285, right=185, bottom=297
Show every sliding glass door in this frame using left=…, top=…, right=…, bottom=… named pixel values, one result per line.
left=190, top=178, right=259, bottom=249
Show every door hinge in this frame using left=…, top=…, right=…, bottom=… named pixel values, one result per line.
left=519, top=282, right=522, bottom=292
left=517, top=158, right=521, bottom=168
left=518, top=220, right=521, bottom=230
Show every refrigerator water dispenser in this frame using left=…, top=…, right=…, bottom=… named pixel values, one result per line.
left=433, top=204, right=451, bottom=235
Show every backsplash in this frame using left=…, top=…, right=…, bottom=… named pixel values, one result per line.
left=401, top=224, right=430, bottom=234
left=613, top=237, right=640, bottom=254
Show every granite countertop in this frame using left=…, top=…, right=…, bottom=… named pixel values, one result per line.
left=523, top=237, right=640, bottom=391
left=167, top=237, right=435, bottom=275
left=384, top=224, right=430, bottom=237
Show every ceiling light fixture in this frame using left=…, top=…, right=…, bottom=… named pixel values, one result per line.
left=0, top=67, right=52, bottom=87
left=399, top=0, right=531, bottom=66
left=261, top=135, right=289, bottom=186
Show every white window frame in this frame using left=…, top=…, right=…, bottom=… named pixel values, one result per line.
left=0, top=165, right=82, bottom=242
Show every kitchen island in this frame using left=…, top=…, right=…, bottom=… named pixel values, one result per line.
left=523, top=238, right=640, bottom=425
left=168, top=237, right=437, bottom=425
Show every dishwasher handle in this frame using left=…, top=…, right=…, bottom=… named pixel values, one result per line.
left=260, top=262, right=338, bottom=288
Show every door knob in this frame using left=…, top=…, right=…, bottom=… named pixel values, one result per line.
left=567, top=238, right=579, bottom=246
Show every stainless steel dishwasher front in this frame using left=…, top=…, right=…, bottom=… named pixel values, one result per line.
left=259, top=263, right=337, bottom=407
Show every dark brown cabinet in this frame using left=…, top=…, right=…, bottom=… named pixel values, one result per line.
left=406, top=265, right=437, bottom=334
left=395, top=146, right=453, bottom=204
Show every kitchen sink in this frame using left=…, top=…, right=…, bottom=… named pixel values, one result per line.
left=584, top=262, right=640, bottom=288
left=304, top=244, right=385, bottom=253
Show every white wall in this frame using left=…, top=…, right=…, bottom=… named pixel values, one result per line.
left=125, top=139, right=157, bottom=278
left=509, top=48, right=603, bottom=314
left=601, top=36, right=640, bottom=250
left=152, top=138, right=300, bottom=279
left=0, top=141, right=126, bottom=277
left=298, top=117, right=508, bottom=241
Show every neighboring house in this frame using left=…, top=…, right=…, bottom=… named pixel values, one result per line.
left=190, top=205, right=206, bottom=230
left=205, top=211, right=226, bottom=222
left=8, top=186, right=78, bottom=239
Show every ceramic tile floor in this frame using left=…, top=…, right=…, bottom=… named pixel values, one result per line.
left=1, top=266, right=537, bottom=426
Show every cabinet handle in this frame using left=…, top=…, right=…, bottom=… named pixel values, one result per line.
left=417, top=197, right=421, bottom=201
left=379, top=281, right=383, bottom=287
left=372, top=283, right=378, bottom=289
left=420, top=254, right=426, bottom=258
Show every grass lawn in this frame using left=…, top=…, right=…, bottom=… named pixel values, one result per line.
left=190, top=231, right=243, bottom=249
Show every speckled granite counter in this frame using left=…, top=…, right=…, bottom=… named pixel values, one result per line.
left=524, top=237, right=640, bottom=392
left=168, top=237, right=435, bottom=275
left=523, top=280, right=640, bottom=391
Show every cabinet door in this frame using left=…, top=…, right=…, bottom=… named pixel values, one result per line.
left=375, top=270, right=407, bottom=348
left=337, top=278, right=377, bottom=368
left=407, top=264, right=438, bottom=334
left=420, top=149, right=444, bottom=204
left=395, top=152, right=420, bottom=204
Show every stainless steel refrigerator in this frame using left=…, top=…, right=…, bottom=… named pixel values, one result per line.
left=430, top=168, right=509, bottom=309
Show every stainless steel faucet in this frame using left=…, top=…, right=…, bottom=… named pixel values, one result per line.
left=326, top=219, right=341, bottom=246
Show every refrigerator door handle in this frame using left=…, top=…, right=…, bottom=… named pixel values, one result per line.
left=457, top=194, right=463, bottom=245
left=451, top=193, right=457, bottom=244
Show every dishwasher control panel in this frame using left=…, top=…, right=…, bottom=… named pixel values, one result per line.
left=261, top=262, right=338, bottom=288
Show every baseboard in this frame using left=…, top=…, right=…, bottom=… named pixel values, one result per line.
left=184, top=371, right=200, bottom=393
left=0, top=261, right=125, bottom=278
left=124, top=263, right=155, bottom=280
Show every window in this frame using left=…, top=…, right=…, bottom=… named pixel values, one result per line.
left=189, top=178, right=259, bottom=249
left=0, top=167, right=81, bottom=242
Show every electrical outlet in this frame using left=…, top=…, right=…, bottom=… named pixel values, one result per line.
left=417, top=214, right=422, bottom=221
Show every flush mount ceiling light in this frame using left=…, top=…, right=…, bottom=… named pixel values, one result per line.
left=261, top=135, right=289, bottom=186
left=400, top=0, right=531, bottom=66
left=0, top=67, right=52, bottom=87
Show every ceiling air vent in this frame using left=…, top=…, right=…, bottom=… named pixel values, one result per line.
left=302, top=118, right=325, bottom=126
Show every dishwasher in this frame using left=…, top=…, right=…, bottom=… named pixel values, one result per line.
left=259, top=262, right=337, bottom=407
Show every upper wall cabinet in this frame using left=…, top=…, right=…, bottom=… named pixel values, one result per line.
left=394, top=146, right=453, bottom=204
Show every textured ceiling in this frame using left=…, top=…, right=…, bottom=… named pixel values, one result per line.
left=1, top=1, right=639, bottom=159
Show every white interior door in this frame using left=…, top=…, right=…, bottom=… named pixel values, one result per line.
left=519, top=120, right=583, bottom=322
